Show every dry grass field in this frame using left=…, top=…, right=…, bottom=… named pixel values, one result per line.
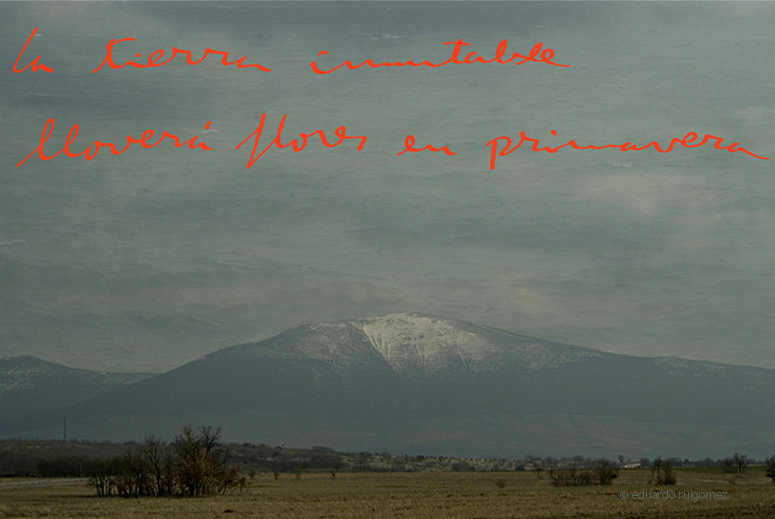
left=2, top=469, right=775, bottom=519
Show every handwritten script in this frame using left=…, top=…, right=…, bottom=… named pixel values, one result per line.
left=13, top=27, right=770, bottom=169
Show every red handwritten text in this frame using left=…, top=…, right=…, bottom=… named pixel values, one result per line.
left=486, top=130, right=769, bottom=170
left=311, top=39, right=567, bottom=75
left=236, top=113, right=367, bottom=168
left=14, top=27, right=53, bottom=74
left=93, top=38, right=270, bottom=73
left=17, top=118, right=212, bottom=167
left=398, top=135, right=456, bottom=157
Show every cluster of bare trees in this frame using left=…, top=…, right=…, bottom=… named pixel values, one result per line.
left=722, top=453, right=749, bottom=474
left=548, top=458, right=618, bottom=487
left=88, top=425, right=245, bottom=497
left=546, top=457, right=679, bottom=487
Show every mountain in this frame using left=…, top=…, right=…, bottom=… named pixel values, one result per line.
left=3, top=314, right=775, bottom=458
left=0, top=356, right=152, bottom=421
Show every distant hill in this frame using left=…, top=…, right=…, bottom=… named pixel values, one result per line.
left=0, top=356, right=151, bottom=421
left=3, top=314, right=775, bottom=458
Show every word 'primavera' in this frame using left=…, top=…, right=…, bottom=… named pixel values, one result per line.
left=486, top=130, right=769, bottom=168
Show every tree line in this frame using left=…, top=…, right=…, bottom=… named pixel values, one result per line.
left=6, top=433, right=775, bottom=494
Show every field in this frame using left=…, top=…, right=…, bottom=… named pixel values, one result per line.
left=2, top=469, right=775, bottom=519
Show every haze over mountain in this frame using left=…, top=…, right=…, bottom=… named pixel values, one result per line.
left=0, top=356, right=151, bottom=421
left=3, top=314, right=775, bottom=459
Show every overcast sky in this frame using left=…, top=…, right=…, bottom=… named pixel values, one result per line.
left=1, top=2, right=773, bottom=373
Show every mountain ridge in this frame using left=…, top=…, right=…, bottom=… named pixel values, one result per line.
left=0, top=355, right=152, bottom=421
left=3, top=313, right=774, bottom=458
left=220, top=313, right=608, bottom=378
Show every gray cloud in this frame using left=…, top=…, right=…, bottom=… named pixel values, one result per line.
left=1, top=2, right=773, bottom=372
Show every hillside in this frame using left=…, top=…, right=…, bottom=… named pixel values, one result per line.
left=3, top=314, right=774, bottom=458
left=0, top=356, right=151, bottom=421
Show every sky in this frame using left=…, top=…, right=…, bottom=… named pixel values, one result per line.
left=1, top=1, right=773, bottom=373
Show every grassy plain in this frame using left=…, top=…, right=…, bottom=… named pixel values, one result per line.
left=2, top=469, right=775, bottom=519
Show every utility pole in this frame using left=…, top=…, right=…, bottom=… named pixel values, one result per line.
left=63, top=416, right=66, bottom=442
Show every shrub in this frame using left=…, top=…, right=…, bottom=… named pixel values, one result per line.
left=651, top=457, right=677, bottom=485
left=549, top=464, right=594, bottom=487
left=723, top=453, right=749, bottom=474
left=594, top=458, right=617, bottom=486
left=765, top=456, right=775, bottom=482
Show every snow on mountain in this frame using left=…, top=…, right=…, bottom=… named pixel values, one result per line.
left=4, top=315, right=775, bottom=459
left=359, top=314, right=486, bottom=375
left=358, top=313, right=604, bottom=375
left=222, top=312, right=604, bottom=378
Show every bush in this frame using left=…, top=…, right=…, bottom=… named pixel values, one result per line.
left=594, top=458, right=617, bottom=485
left=723, top=453, right=749, bottom=474
left=549, top=464, right=594, bottom=487
left=651, top=457, right=677, bottom=485
left=765, top=456, right=775, bottom=482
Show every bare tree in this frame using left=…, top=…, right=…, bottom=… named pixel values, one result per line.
left=87, top=458, right=117, bottom=497
left=532, top=459, right=543, bottom=479
left=734, top=453, right=749, bottom=473
left=217, top=466, right=241, bottom=494
left=141, top=436, right=174, bottom=497
left=651, top=457, right=676, bottom=485
left=595, top=458, right=617, bottom=485
left=766, top=456, right=775, bottom=483
left=173, top=425, right=229, bottom=496
left=723, top=453, right=748, bottom=474
left=115, top=450, right=151, bottom=497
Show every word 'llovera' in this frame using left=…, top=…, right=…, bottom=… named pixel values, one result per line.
left=16, top=118, right=212, bottom=167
